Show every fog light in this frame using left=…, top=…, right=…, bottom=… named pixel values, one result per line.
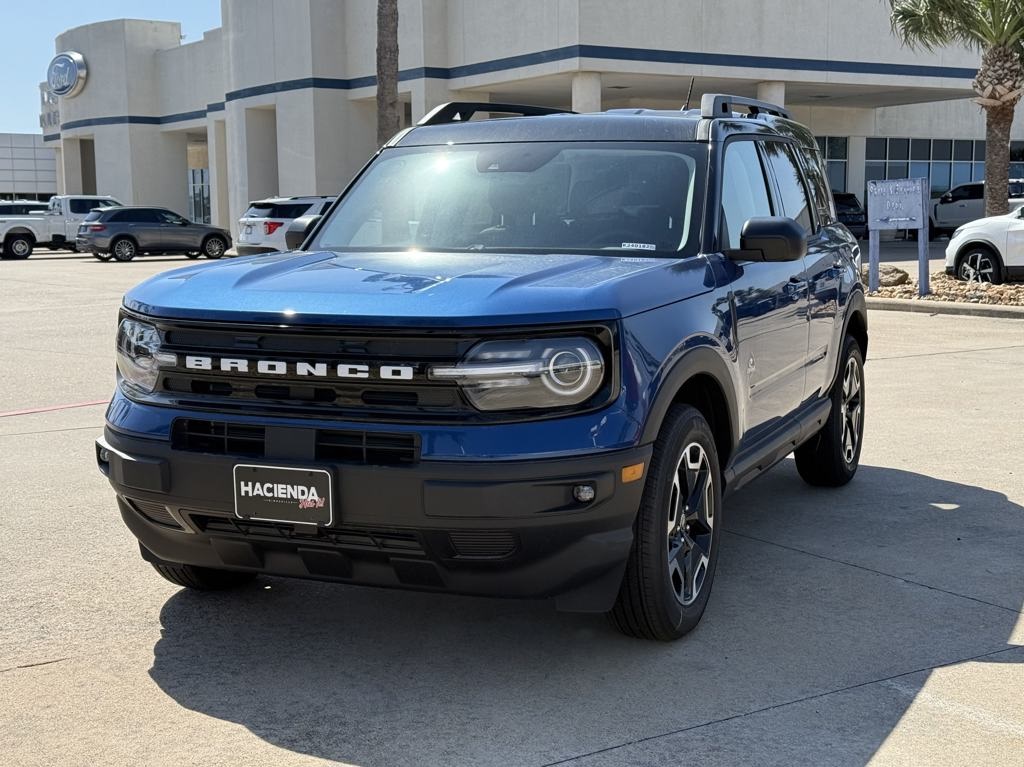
left=573, top=484, right=596, bottom=503
left=98, top=448, right=110, bottom=463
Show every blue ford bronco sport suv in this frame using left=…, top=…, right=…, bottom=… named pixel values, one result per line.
left=98, top=95, right=866, bottom=640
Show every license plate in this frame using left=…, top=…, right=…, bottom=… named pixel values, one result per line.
left=245, top=225, right=253, bottom=235
left=233, top=464, right=333, bottom=526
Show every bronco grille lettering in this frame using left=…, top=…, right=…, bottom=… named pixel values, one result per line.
left=183, top=355, right=415, bottom=380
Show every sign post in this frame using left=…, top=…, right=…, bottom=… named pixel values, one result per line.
left=866, top=178, right=930, bottom=297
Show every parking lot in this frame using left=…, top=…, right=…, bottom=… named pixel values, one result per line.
left=1, top=250, right=1022, bottom=766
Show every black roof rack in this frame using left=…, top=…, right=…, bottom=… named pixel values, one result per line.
left=699, top=93, right=790, bottom=120
left=418, top=102, right=574, bottom=126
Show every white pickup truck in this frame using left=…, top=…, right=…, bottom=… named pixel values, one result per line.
left=0, top=194, right=122, bottom=259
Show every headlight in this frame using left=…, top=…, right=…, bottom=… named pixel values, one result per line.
left=952, top=226, right=966, bottom=239
left=429, top=337, right=605, bottom=410
left=116, top=318, right=176, bottom=394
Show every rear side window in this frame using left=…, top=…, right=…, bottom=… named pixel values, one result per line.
left=797, top=145, right=836, bottom=225
left=244, top=202, right=312, bottom=219
left=763, top=142, right=813, bottom=232
left=720, top=140, right=773, bottom=249
left=84, top=211, right=104, bottom=222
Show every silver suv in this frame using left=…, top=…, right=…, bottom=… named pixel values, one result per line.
left=236, top=196, right=335, bottom=255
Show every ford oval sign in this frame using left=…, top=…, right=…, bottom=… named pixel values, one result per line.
left=47, top=52, right=87, bottom=98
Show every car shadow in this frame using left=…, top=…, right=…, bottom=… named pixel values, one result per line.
left=148, top=463, right=1022, bottom=766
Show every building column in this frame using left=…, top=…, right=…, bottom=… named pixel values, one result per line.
left=60, top=138, right=84, bottom=195
left=757, top=81, right=786, bottom=107
left=52, top=147, right=65, bottom=195
left=572, top=72, right=602, bottom=113
left=847, top=136, right=867, bottom=203
left=207, top=117, right=230, bottom=230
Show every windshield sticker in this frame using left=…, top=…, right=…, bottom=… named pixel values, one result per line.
left=621, top=242, right=656, bottom=250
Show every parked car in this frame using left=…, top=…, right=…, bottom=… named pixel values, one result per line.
left=0, top=199, right=49, bottom=217
left=944, top=209, right=1024, bottom=283
left=76, top=206, right=231, bottom=262
left=96, top=94, right=866, bottom=641
left=832, top=192, right=866, bottom=238
left=235, top=196, right=335, bottom=255
left=0, top=194, right=121, bottom=258
left=931, top=180, right=1024, bottom=234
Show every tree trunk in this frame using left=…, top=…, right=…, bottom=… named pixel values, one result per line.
left=376, top=0, right=400, bottom=147
left=984, top=103, right=1015, bottom=217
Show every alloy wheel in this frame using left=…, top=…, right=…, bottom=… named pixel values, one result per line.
left=205, top=238, right=224, bottom=258
left=114, top=240, right=136, bottom=260
left=839, top=356, right=863, bottom=465
left=666, top=442, right=715, bottom=606
left=958, top=251, right=997, bottom=283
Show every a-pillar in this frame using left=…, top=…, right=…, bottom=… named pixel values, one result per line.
left=572, top=72, right=602, bottom=113
left=757, top=81, right=786, bottom=107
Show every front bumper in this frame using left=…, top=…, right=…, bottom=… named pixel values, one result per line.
left=97, top=427, right=651, bottom=612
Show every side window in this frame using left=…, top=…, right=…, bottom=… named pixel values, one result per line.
left=156, top=210, right=181, bottom=224
left=965, top=184, right=984, bottom=200
left=720, top=140, right=774, bottom=249
left=52, top=199, right=63, bottom=216
left=949, top=185, right=971, bottom=201
left=763, top=142, right=813, bottom=232
left=69, top=199, right=92, bottom=214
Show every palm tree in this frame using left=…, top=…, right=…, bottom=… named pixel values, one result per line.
left=376, top=0, right=400, bottom=147
left=890, top=1, right=1024, bottom=216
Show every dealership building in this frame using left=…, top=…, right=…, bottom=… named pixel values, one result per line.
left=40, top=0, right=1024, bottom=234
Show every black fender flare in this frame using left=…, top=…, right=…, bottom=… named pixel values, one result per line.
left=638, top=344, right=740, bottom=448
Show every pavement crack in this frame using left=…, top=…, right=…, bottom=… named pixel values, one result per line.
left=0, top=425, right=103, bottom=438
left=0, top=658, right=70, bottom=674
left=540, top=644, right=1022, bottom=766
left=870, top=343, right=1024, bottom=362
left=724, top=529, right=1023, bottom=616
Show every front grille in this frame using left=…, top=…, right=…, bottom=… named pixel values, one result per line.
left=171, top=418, right=419, bottom=465
left=152, top=321, right=478, bottom=418
left=127, top=315, right=615, bottom=422
left=189, top=513, right=425, bottom=553
left=448, top=530, right=519, bottom=559
left=126, top=497, right=181, bottom=528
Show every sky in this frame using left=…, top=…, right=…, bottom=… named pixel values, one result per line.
left=1, top=1, right=223, bottom=134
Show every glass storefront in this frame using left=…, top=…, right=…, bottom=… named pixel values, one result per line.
left=815, top=137, right=848, bottom=193
left=865, top=137, right=985, bottom=197
left=188, top=167, right=211, bottom=223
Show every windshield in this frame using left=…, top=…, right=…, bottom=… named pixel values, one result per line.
left=309, top=142, right=706, bottom=256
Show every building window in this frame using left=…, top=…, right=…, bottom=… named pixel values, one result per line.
left=188, top=168, right=210, bottom=223
left=815, top=136, right=848, bottom=192
left=866, top=138, right=985, bottom=197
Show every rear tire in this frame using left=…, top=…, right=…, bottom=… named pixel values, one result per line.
left=794, top=335, right=865, bottom=487
left=202, top=235, right=227, bottom=259
left=111, top=237, right=137, bottom=262
left=608, top=404, right=722, bottom=641
left=3, top=233, right=34, bottom=259
left=150, top=561, right=256, bottom=591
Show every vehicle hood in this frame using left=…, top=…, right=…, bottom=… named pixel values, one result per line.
left=124, top=249, right=716, bottom=327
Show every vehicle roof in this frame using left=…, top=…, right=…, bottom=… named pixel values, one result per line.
left=247, top=196, right=334, bottom=204
left=394, top=109, right=818, bottom=148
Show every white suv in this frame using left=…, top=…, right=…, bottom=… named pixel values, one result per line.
left=235, top=196, right=335, bottom=255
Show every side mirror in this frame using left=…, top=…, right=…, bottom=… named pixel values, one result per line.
left=728, top=217, right=807, bottom=263
left=285, top=214, right=322, bottom=250
left=940, top=192, right=953, bottom=204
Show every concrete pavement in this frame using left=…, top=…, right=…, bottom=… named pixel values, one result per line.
left=1, top=251, right=1022, bottom=766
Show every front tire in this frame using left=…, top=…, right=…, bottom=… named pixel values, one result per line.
left=608, top=404, right=722, bottom=641
left=3, top=233, right=34, bottom=259
left=202, top=235, right=227, bottom=259
left=795, top=335, right=865, bottom=487
left=957, top=247, right=1004, bottom=284
left=150, top=561, right=256, bottom=591
left=111, top=237, right=137, bottom=262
